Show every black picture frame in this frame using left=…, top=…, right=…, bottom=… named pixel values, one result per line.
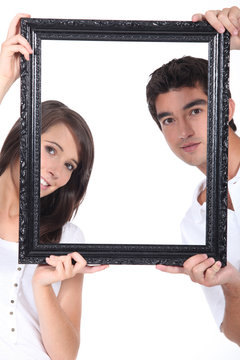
left=19, top=18, right=230, bottom=265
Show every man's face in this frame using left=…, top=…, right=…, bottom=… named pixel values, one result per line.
left=155, top=85, right=208, bottom=173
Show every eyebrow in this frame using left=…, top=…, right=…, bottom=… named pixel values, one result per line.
left=183, top=99, right=207, bottom=110
left=156, top=98, right=207, bottom=121
left=45, top=140, right=79, bottom=167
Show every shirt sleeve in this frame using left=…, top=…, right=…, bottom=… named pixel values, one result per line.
left=60, top=222, right=85, bottom=244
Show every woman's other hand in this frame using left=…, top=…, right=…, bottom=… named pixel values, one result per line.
left=0, top=13, right=32, bottom=102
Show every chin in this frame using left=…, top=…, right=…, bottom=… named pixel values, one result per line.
left=40, top=189, right=53, bottom=198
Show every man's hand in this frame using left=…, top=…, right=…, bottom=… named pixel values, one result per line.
left=156, top=254, right=240, bottom=288
left=192, top=7, right=240, bottom=50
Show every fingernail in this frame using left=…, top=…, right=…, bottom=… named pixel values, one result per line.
left=219, top=26, right=225, bottom=33
left=233, top=29, right=238, bottom=36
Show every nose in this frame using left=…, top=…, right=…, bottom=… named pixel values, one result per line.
left=178, top=118, right=194, bottom=140
left=47, top=162, right=61, bottom=179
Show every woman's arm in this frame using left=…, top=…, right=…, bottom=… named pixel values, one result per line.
left=0, top=13, right=32, bottom=103
left=33, top=275, right=83, bottom=360
left=32, top=252, right=108, bottom=360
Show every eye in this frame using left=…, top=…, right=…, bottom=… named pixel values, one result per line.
left=162, top=117, right=174, bottom=126
left=191, top=108, right=202, bottom=115
left=65, top=162, right=75, bottom=172
left=45, top=145, right=55, bottom=155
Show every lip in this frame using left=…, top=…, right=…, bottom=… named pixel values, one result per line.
left=180, top=142, right=201, bottom=153
left=40, top=176, right=50, bottom=190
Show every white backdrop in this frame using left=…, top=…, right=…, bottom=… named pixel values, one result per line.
left=42, top=40, right=207, bottom=245
left=0, top=0, right=240, bottom=359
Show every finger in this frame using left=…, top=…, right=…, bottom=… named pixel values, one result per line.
left=183, top=253, right=208, bottom=273
left=69, top=252, right=87, bottom=275
left=228, top=6, right=240, bottom=30
left=55, top=258, right=65, bottom=278
left=156, top=264, right=185, bottom=274
left=45, top=257, right=52, bottom=265
left=204, top=10, right=226, bottom=33
left=7, top=13, right=31, bottom=39
left=70, top=252, right=87, bottom=266
left=192, top=13, right=206, bottom=22
left=4, top=34, right=33, bottom=53
left=189, top=257, right=215, bottom=283
left=62, top=254, right=74, bottom=277
left=46, top=255, right=60, bottom=267
left=204, top=261, right=222, bottom=282
left=217, top=8, right=239, bottom=36
left=2, top=44, right=31, bottom=61
left=83, top=265, right=109, bottom=274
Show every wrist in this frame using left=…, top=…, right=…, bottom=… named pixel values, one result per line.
left=32, top=278, right=53, bottom=291
left=222, top=276, right=240, bottom=298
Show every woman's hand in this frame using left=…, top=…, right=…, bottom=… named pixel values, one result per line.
left=156, top=254, right=240, bottom=288
left=192, top=6, right=240, bottom=50
left=33, top=252, right=109, bottom=287
left=0, top=13, right=32, bottom=102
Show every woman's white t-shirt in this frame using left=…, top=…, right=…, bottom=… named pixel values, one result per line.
left=0, top=222, right=85, bottom=360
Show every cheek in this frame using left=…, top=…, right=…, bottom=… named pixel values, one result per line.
left=60, top=172, right=72, bottom=187
left=162, top=130, right=177, bottom=148
left=196, top=122, right=207, bottom=140
left=40, top=150, right=45, bottom=166
left=40, top=149, right=50, bottom=169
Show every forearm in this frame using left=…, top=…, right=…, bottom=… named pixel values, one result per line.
left=33, top=283, right=80, bottom=360
left=221, top=282, right=240, bottom=346
left=0, top=75, right=13, bottom=104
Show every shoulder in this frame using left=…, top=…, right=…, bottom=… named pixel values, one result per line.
left=60, top=222, right=85, bottom=244
left=192, top=178, right=206, bottom=204
left=181, top=178, right=206, bottom=245
left=183, top=178, right=206, bottom=220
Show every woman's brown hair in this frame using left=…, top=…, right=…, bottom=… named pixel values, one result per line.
left=0, top=100, right=94, bottom=244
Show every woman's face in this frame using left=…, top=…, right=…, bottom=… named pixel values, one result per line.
left=40, top=123, right=79, bottom=198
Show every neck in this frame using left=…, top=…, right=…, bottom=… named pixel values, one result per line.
left=197, top=129, right=240, bottom=179
left=0, top=165, right=20, bottom=217
left=228, top=129, right=240, bottom=180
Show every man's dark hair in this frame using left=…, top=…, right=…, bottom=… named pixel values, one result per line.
left=146, top=56, right=236, bottom=131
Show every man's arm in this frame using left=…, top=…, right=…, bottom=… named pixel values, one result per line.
left=192, top=6, right=240, bottom=50
left=221, top=279, right=240, bottom=345
left=157, top=256, right=240, bottom=345
left=157, top=7, right=240, bottom=345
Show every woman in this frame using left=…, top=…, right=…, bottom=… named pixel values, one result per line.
left=0, top=14, right=108, bottom=360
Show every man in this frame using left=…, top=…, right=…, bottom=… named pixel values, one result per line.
left=146, top=6, right=240, bottom=346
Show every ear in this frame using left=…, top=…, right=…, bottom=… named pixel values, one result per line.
left=229, top=98, right=235, bottom=122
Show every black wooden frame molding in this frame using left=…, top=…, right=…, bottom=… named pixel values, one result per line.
left=19, top=18, right=230, bottom=265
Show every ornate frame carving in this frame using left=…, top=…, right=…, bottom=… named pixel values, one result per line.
left=19, top=18, right=230, bottom=265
